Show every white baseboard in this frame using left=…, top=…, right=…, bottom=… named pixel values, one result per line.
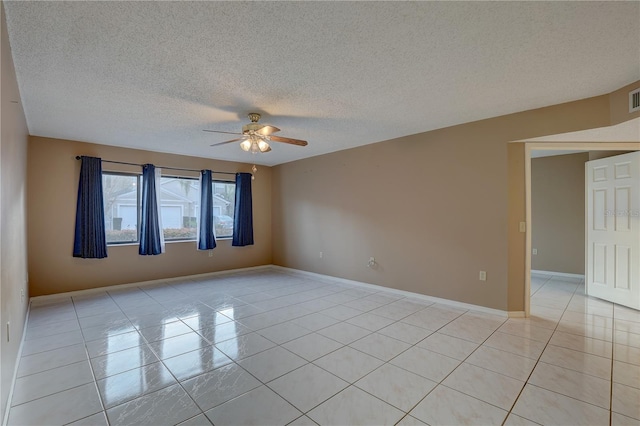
left=29, top=264, right=273, bottom=305
left=13, top=263, right=520, bottom=423
left=2, top=303, right=30, bottom=426
left=531, top=270, right=585, bottom=279
left=271, top=265, right=509, bottom=317
left=30, top=264, right=511, bottom=317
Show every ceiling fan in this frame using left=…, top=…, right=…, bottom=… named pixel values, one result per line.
left=204, top=113, right=308, bottom=154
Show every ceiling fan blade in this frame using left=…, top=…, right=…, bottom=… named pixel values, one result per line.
left=269, top=135, right=308, bottom=147
left=203, top=129, right=244, bottom=136
left=256, top=125, right=281, bottom=136
left=210, top=138, right=244, bottom=147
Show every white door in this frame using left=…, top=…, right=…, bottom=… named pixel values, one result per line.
left=586, top=151, right=640, bottom=309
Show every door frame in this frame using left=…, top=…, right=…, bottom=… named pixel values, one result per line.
left=524, top=142, right=640, bottom=317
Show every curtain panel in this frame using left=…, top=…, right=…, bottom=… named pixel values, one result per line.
left=198, top=169, right=217, bottom=250
left=139, top=164, right=165, bottom=255
left=232, top=172, right=254, bottom=246
left=73, top=156, right=108, bottom=258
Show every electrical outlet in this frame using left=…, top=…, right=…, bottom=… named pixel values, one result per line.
left=21, top=288, right=25, bottom=303
left=532, top=248, right=538, bottom=255
left=479, top=271, right=487, bottom=281
left=319, top=251, right=323, bottom=259
left=208, top=250, right=213, bottom=257
left=519, top=222, right=526, bottom=233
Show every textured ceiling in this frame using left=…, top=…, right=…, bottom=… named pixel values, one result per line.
left=4, top=1, right=640, bottom=166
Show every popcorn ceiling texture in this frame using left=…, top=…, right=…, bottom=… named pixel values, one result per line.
left=4, top=1, right=639, bottom=166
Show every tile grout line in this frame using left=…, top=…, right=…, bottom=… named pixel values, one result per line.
left=68, top=295, right=108, bottom=425
left=378, top=308, right=513, bottom=424
left=133, top=286, right=228, bottom=425
left=80, top=288, right=206, bottom=424
left=499, top=277, right=578, bottom=425
left=171, top=284, right=373, bottom=423
left=9, top=275, right=496, bottom=424
left=154, top=276, right=372, bottom=423
left=106, top=278, right=300, bottom=424
left=502, top=276, right=620, bottom=424
left=609, top=304, right=615, bottom=426
left=12, top=272, right=629, bottom=426
left=279, top=304, right=455, bottom=424
left=206, top=301, right=448, bottom=424
left=55, top=280, right=346, bottom=421
left=393, top=313, right=514, bottom=424
left=11, top=275, right=337, bottom=425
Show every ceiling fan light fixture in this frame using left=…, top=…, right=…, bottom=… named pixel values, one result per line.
left=206, top=112, right=307, bottom=153
left=241, top=134, right=271, bottom=154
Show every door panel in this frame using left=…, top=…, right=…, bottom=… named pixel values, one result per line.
left=615, top=187, right=631, bottom=231
left=586, top=151, right=640, bottom=309
left=593, top=189, right=607, bottom=230
left=592, top=243, right=607, bottom=285
left=615, top=245, right=631, bottom=290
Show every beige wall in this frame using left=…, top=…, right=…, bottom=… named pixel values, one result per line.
left=588, top=150, right=634, bottom=161
left=507, top=143, right=526, bottom=311
left=27, top=137, right=272, bottom=296
left=0, top=2, right=29, bottom=419
left=273, top=96, right=611, bottom=311
left=531, top=153, right=589, bottom=275
left=610, top=80, right=640, bottom=125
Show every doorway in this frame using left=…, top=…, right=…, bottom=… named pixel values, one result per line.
left=523, top=141, right=640, bottom=317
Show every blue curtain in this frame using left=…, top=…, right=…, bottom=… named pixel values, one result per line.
left=73, top=156, right=108, bottom=258
left=198, top=170, right=216, bottom=250
left=139, top=164, right=164, bottom=255
left=232, top=172, right=254, bottom=246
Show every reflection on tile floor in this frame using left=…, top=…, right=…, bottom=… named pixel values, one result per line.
left=7, top=270, right=639, bottom=425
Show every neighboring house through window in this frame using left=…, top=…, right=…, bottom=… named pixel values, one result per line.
left=102, top=172, right=236, bottom=244
left=103, top=173, right=140, bottom=244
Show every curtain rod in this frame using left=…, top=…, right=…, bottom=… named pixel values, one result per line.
left=75, top=156, right=237, bottom=176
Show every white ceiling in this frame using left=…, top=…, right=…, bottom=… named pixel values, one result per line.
left=4, top=1, right=639, bottom=166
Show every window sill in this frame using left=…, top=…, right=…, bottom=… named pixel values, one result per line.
left=107, top=237, right=232, bottom=247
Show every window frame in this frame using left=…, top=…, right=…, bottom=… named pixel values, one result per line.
left=159, top=174, right=200, bottom=242
left=102, top=171, right=141, bottom=245
left=212, top=179, right=236, bottom=240
left=102, top=173, right=237, bottom=245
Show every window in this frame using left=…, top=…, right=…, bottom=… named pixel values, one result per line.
left=159, top=176, right=199, bottom=241
left=103, top=173, right=236, bottom=244
left=103, top=173, right=140, bottom=244
left=212, top=181, right=236, bottom=238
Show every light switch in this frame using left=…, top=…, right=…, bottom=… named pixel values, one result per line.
left=519, top=222, right=526, bottom=233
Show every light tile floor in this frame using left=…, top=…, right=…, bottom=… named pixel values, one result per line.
left=7, top=270, right=640, bottom=425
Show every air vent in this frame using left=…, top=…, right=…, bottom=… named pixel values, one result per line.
left=630, top=88, right=640, bottom=113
